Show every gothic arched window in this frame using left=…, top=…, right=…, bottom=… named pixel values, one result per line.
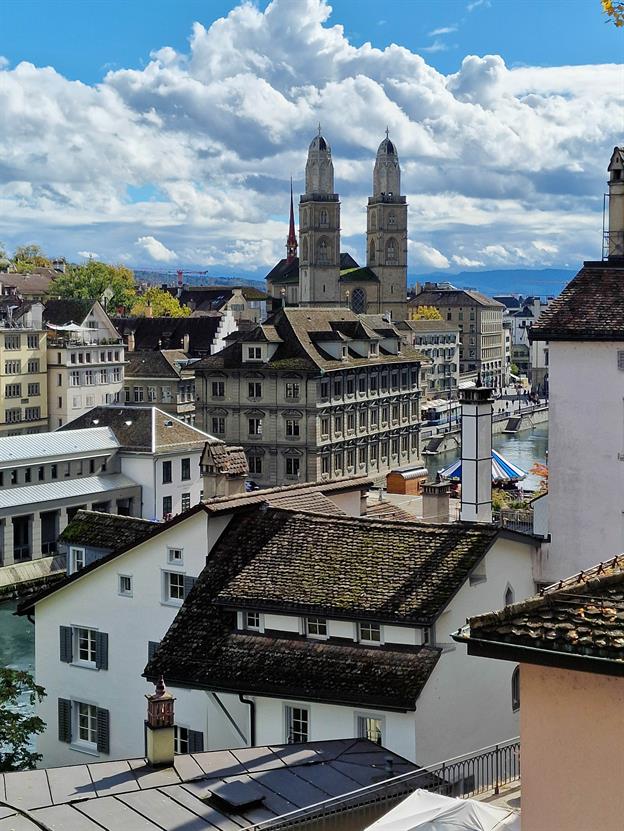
left=388, top=211, right=396, bottom=228
left=505, top=585, right=515, bottom=606
left=302, top=238, right=309, bottom=263
left=318, top=238, right=329, bottom=264
left=319, top=209, right=328, bottom=227
left=386, top=237, right=398, bottom=265
left=351, top=287, right=367, bottom=314
left=369, top=239, right=376, bottom=265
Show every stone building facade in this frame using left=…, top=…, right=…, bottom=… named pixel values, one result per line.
left=195, top=308, right=424, bottom=487
left=396, top=319, right=460, bottom=399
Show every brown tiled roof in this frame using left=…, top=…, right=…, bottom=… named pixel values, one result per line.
left=365, top=501, right=418, bottom=522
left=124, top=349, right=191, bottom=379
left=0, top=270, right=54, bottom=295
left=395, top=320, right=458, bottom=334
left=457, top=556, right=624, bottom=670
left=411, top=289, right=503, bottom=309
left=268, top=491, right=345, bottom=515
left=59, top=510, right=159, bottom=549
left=146, top=507, right=443, bottom=709
left=201, top=441, right=249, bottom=477
left=214, top=510, right=498, bottom=624
left=530, top=261, right=624, bottom=341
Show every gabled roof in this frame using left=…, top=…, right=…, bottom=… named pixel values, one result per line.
left=339, top=266, right=380, bottom=283
left=59, top=406, right=214, bottom=452
left=59, top=509, right=159, bottom=550
left=395, top=319, right=458, bottom=334
left=124, top=349, right=191, bottom=380
left=0, top=270, right=54, bottom=295
left=265, top=257, right=300, bottom=285
left=113, top=316, right=222, bottom=354
left=530, top=261, right=624, bottom=342
left=201, top=441, right=249, bottom=477
left=411, top=289, right=503, bottom=309
left=43, top=298, right=95, bottom=325
left=454, top=555, right=624, bottom=676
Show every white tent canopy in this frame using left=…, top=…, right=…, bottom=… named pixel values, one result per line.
left=46, top=322, right=86, bottom=332
left=364, top=789, right=520, bottom=831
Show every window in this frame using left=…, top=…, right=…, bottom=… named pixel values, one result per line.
left=164, top=571, right=185, bottom=603
left=70, top=371, right=80, bottom=387
left=118, top=575, right=133, bottom=596
left=321, top=456, right=330, bottom=475
left=358, top=447, right=366, bottom=464
left=358, top=410, right=366, bottom=428
left=391, top=405, right=399, bottom=422
left=285, top=383, right=300, bottom=399
left=112, top=367, right=122, bottom=382
left=51, top=464, right=58, bottom=479
left=248, top=382, right=262, bottom=398
left=346, top=378, right=355, bottom=395
left=511, top=666, right=520, bottom=712
left=358, top=622, right=382, bottom=644
left=286, top=457, right=300, bottom=477
left=10, top=469, right=17, bottom=485
left=285, top=419, right=300, bottom=437
left=4, top=334, right=20, bottom=350
left=306, top=617, right=327, bottom=638
left=247, top=346, right=262, bottom=361
left=147, top=386, right=157, bottom=402
left=347, top=413, right=355, bottom=431
left=357, top=715, right=384, bottom=745
left=245, top=611, right=261, bottom=630
left=27, top=334, right=39, bottom=349
left=248, top=455, right=262, bottom=474
left=5, top=360, right=21, bottom=374
left=84, top=370, right=94, bottom=386
left=133, top=386, right=144, bottom=402
left=6, top=408, right=21, bottom=423
left=320, top=380, right=329, bottom=399
left=212, top=416, right=225, bottom=434
left=174, top=725, right=189, bottom=754
left=162, top=496, right=172, bottom=517
left=76, top=702, right=98, bottom=746
left=124, top=386, right=130, bottom=402
left=76, top=627, right=97, bottom=665
left=334, top=415, right=342, bottom=433
left=181, top=458, right=191, bottom=481
left=27, top=383, right=40, bottom=396
left=28, top=359, right=40, bottom=373
left=5, top=383, right=21, bottom=398
left=38, top=466, right=44, bottom=481
left=162, top=461, right=172, bottom=484
left=505, top=585, right=515, bottom=606
left=286, top=706, right=309, bottom=744
left=248, top=418, right=262, bottom=436
left=334, top=379, right=342, bottom=397
left=181, top=492, right=191, bottom=511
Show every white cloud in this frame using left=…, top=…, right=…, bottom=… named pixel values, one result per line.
left=0, top=57, right=9, bottom=70
left=452, top=255, right=485, bottom=268
left=135, top=236, right=177, bottom=262
left=0, top=0, right=620, bottom=276
left=78, top=250, right=99, bottom=259
left=420, top=40, right=450, bottom=54
left=429, top=26, right=458, bottom=36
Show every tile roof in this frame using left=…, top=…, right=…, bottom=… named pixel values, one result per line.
left=265, top=257, right=300, bottom=286
left=0, top=740, right=416, bottom=830
left=365, top=500, right=418, bottom=522
left=213, top=510, right=499, bottom=623
left=455, top=556, right=624, bottom=672
left=411, top=289, right=503, bottom=309
left=113, top=316, right=222, bottom=355
left=267, top=490, right=345, bottom=515
left=147, top=508, right=447, bottom=708
left=59, top=509, right=159, bottom=550
left=530, top=261, right=624, bottom=341
left=124, top=349, right=191, bottom=379
left=395, top=319, right=458, bottom=334
left=59, top=406, right=213, bottom=452
left=43, top=298, right=94, bottom=325
left=0, top=426, right=118, bottom=466
left=0, top=269, right=55, bottom=295
left=201, top=441, right=249, bottom=477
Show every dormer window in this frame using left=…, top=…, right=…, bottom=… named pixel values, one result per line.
left=244, top=611, right=261, bottom=631
left=246, top=347, right=262, bottom=361
left=342, top=346, right=348, bottom=359
left=369, top=343, right=379, bottom=358
left=358, top=622, right=382, bottom=645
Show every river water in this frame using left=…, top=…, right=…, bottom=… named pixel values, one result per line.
left=0, top=424, right=548, bottom=686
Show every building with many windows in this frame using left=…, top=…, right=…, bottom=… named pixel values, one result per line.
left=44, top=300, right=125, bottom=429
left=124, top=349, right=197, bottom=424
left=395, top=319, right=460, bottom=399
left=408, top=286, right=504, bottom=389
left=195, top=307, right=425, bottom=486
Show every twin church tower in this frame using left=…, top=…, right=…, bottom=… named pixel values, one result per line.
left=266, top=130, right=408, bottom=319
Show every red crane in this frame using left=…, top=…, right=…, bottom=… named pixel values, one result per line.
left=166, top=269, right=210, bottom=288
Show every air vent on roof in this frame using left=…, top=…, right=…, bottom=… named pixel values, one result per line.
left=164, top=420, right=173, bottom=427
left=208, top=781, right=265, bottom=812
left=92, top=419, right=99, bottom=425
left=125, top=420, right=133, bottom=426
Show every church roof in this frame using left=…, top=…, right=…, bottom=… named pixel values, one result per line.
left=265, top=257, right=299, bottom=285
left=339, top=266, right=380, bottom=283
left=377, top=137, right=398, bottom=156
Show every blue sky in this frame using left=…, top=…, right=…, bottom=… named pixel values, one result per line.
left=0, top=0, right=622, bottom=276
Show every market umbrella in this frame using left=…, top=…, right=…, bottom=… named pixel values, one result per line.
left=439, top=450, right=526, bottom=485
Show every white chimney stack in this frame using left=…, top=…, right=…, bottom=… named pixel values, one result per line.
left=607, top=146, right=624, bottom=259
left=459, top=384, right=493, bottom=524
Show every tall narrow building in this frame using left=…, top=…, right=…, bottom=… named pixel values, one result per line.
left=367, top=132, right=408, bottom=319
left=299, top=129, right=341, bottom=306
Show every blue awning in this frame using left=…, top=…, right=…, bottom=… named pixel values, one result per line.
left=440, top=450, right=527, bottom=483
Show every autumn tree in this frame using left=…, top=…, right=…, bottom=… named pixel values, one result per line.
left=410, top=305, right=443, bottom=320
left=602, top=0, right=624, bottom=26
left=0, top=668, right=45, bottom=771
left=130, top=287, right=190, bottom=318
left=50, top=260, right=137, bottom=310
left=13, top=243, right=51, bottom=270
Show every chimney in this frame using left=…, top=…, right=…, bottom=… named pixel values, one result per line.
left=182, top=333, right=190, bottom=353
left=459, top=383, right=493, bottom=524
left=145, top=676, right=175, bottom=766
left=127, top=332, right=135, bottom=352
left=421, top=477, right=451, bottom=523
left=607, top=146, right=624, bottom=259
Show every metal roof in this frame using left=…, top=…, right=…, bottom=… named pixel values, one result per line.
left=0, top=427, right=118, bottom=466
left=0, top=473, right=138, bottom=511
left=0, top=739, right=416, bottom=831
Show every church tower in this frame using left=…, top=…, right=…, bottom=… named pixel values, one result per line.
left=367, top=132, right=408, bottom=319
left=299, top=129, right=341, bottom=306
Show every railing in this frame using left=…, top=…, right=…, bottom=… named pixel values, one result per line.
left=238, top=739, right=520, bottom=831
left=13, top=545, right=32, bottom=562
left=41, top=540, right=57, bottom=555
left=494, top=508, right=535, bottom=535
left=603, top=229, right=624, bottom=259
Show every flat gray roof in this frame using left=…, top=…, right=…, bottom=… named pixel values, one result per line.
left=0, top=427, right=118, bottom=467
left=0, top=473, right=138, bottom=511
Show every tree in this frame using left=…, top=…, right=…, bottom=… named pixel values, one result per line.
left=130, top=287, right=190, bottom=318
left=510, top=363, right=520, bottom=376
left=602, top=0, right=624, bottom=26
left=410, top=305, right=443, bottom=320
left=50, top=260, right=137, bottom=310
left=13, top=243, right=51, bottom=269
left=0, top=668, right=45, bottom=771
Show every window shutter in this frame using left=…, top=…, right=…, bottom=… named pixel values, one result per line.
left=148, top=641, right=160, bottom=663
left=58, top=698, right=71, bottom=743
left=59, top=626, right=73, bottom=663
left=183, top=575, right=196, bottom=599
left=188, top=729, right=204, bottom=753
left=96, top=707, right=110, bottom=754
left=95, top=632, right=109, bottom=671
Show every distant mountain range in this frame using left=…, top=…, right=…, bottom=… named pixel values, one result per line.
left=134, top=267, right=576, bottom=300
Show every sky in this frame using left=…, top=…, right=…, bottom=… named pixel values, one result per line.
left=0, top=0, right=622, bottom=277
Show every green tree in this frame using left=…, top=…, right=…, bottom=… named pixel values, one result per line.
left=13, top=243, right=51, bottom=269
left=131, top=287, right=190, bottom=318
left=50, top=260, right=137, bottom=310
left=410, top=305, right=443, bottom=320
left=0, top=668, right=45, bottom=771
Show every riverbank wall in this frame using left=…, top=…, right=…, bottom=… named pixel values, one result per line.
left=423, top=405, right=549, bottom=455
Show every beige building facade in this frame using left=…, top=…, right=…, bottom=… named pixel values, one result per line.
left=0, top=304, right=48, bottom=436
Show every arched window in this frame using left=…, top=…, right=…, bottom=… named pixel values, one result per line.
left=351, top=287, right=367, bottom=314
left=386, top=237, right=398, bottom=265
left=511, top=666, right=520, bottom=712
left=319, top=209, right=328, bottom=227
left=302, top=238, right=309, bottom=263
left=371, top=212, right=377, bottom=231
left=369, top=239, right=376, bottom=265
left=388, top=211, right=396, bottom=227
left=318, top=238, right=329, bottom=264
left=505, top=585, right=515, bottom=606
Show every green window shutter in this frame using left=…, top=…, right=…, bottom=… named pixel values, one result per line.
left=58, top=698, right=71, bottom=743
left=96, top=707, right=110, bottom=754
left=59, top=626, right=73, bottom=663
left=95, top=632, right=108, bottom=670
left=183, top=576, right=196, bottom=599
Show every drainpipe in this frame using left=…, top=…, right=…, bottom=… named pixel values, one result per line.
left=238, top=694, right=256, bottom=746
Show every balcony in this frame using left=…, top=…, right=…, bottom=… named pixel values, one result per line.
left=47, top=335, right=123, bottom=348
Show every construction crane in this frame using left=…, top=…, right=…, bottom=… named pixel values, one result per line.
left=166, top=269, right=210, bottom=288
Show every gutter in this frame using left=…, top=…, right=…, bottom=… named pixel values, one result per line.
left=239, top=694, right=256, bottom=745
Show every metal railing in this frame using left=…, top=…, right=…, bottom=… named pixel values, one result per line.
left=494, top=509, right=535, bottom=535
left=238, top=739, right=520, bottom=831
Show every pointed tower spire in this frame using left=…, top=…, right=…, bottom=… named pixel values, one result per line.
left=286, top=178, right=298, bottom=262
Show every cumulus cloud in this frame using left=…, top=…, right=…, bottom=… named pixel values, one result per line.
left=0, top=0, right=621, bottom=276
left=452, top=255, right=485, bottom=268
left=78, top=251, right=99, bottom=259
left=135, top=236, right=177, bottom=262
